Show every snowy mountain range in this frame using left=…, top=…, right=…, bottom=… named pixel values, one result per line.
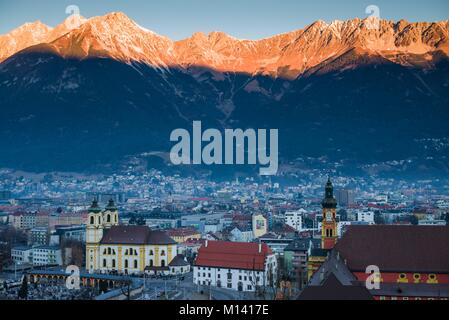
left=0, top=12, right=448, bottom=176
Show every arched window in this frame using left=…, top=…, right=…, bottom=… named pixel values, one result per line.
left=107, top=214, right=111, bottom=223
left=125, top=260, right=129, bottom=268
left=125, top=249, right=128, bottom=256
left=97, top=216, right=101, bottom=224
left=103, top=259, right=107, bottom=267
left=90, top=216, right=94, bottom=225
left=161, top=250, right=166, bottom=257
left=329, top=229, right=333, bottom=237
left=134, top=260, right=138, bottom=269
left=149, top=250, right=154, bottom=256
left=112, top=259, right=116, bottom=268
left=108, top=248, right=112, bottom=255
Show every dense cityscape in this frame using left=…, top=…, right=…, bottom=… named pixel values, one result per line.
left=0, top=167, right=448, bottom=300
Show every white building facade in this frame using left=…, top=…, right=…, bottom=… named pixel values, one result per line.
left=285, top=210, right=305, bottom=231
left=193, top=241, right=277, bottom=292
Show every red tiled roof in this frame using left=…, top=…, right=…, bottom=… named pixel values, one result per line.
left=335, top=225, right=449, bottom=273
left=194, top=241, right=273, bottom=271
left=166, top=228, right=200, bottom=237
left=183, top=238, right=206, bottom=246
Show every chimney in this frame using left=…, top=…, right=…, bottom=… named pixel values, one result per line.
left=205, top=240, right=208, bottom=248
left=258, top=242, right=262, bottom=253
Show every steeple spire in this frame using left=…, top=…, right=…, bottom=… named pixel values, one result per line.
left=322, top=178, right=337, bottom=209
left=106, top=198, right=117, bottom=210
left=89, top=198, right=102, bottom=213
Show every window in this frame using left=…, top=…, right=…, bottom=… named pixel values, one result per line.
left=149, top=250, right=154, bottom=256
left=134, top=260, right=138, bottom=269
left=161, top=260, right=166, bottom=267
left=227, top=283, right=232, bottom=289
left=428, top=274, right=437, bottom=283
left=107, top=214, right=111, bottom=223
left=161, top=250, right=166, bottom=256
left=103, top=259, right=107, bottom=267
left=112, top=259, right=116, bottom=268
left=125, top=260, right=129, bottom=268
left=90, top=216, right=94, bottom=225
left=398, top=273, right=407, bottom=282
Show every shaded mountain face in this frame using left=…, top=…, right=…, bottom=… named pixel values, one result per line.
left=1, top=13, right=449, bottom=175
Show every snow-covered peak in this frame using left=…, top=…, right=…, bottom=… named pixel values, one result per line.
left=1, top=14, right=448, bottom=77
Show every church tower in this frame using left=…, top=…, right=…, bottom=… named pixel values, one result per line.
left=86, top=199, right=103, bottom=273
left=103, top=199, right=119, bottom=229
left=321, top=178, right=338, bottom=250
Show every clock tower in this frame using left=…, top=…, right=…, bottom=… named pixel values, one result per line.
left=321, top=178, right=338, bottom=250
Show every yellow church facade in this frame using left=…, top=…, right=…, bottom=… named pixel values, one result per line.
left=86, top=200, right=181, bottom=275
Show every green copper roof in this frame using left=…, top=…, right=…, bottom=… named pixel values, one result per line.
left=105, top=199, right=117, bottom=211
left=88, top=199, right=102, bottom=213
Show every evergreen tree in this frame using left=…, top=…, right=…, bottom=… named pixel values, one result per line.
left=18, top=275, right=28, bottom=300
left=374, top=211, right=385, bottom=225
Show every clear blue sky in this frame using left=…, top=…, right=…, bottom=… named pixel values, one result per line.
left=1, top=0, right=448, bottom=39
